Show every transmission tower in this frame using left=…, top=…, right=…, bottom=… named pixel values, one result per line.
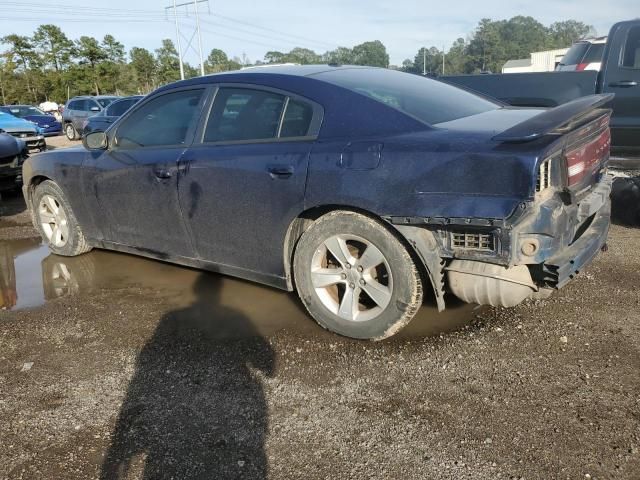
left=165, top=0, right=210, bottom=79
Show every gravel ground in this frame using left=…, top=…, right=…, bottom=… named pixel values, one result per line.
left=0, top=153, right=639, bottom=479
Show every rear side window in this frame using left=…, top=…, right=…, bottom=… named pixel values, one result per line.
left=68, top=100, right=80, bottom=111
left=621, top=26, right=640, bottom=68
left=583, top=43, right=605, bottom=63
left=280, top=99, right=313, bottom=137
left=204, top=88, right=286, bottom=142
left=107, top=99, right=138, bottom=117
left=560, top=42, right=590, bottom=66
left=315, top=68, right=499, bottom=125
left=115, top=89, right=204, bottom=148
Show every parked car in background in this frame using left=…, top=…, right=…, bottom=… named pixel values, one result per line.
left=556, top=37, right=607, bottom=71
left=23, top=65, right=612, bottom=340
left=0, top=105, right=62, bottom=136
left=0, top=111, right=45, bottom=152
left=442, top=19, right=640, bottom=157
left=82, top=96, right=143, bottom=136
left=0, top=132, right=28, bottom=193
left=62, top=95, right=120, bottom=140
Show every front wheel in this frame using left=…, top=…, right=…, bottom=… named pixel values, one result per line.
left=293, top=211, right=423, bottom=340
left=64, top=123, right=77, bottom=141
left=33, top=180, right=92, bottom=256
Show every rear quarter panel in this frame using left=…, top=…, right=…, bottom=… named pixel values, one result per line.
left=305, top=131, right=544, bottom=221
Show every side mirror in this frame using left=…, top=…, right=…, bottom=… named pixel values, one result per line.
left=90, top=106, right=100, bottom=112
left=83, top=131, right=108, bottom=151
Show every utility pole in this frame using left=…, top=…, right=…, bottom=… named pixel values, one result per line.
left=172, top=0, right=185, bottom=80
left=423, top=48, right=426, bottom=75
left=193, top=0, right=205, bottom=76
left=166, top=0, right=210, bottom=79
left=442, top=45, right=445, bottom=75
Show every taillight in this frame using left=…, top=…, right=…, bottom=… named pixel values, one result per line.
left=576, top=62, right=589, bottom=71
left=565, top=127, right=610, bottom=186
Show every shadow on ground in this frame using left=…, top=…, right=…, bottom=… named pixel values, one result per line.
left=100, top=274, right=275, bottom=479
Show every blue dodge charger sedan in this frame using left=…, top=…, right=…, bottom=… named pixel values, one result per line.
left=22, top=65, right=612, bottom=339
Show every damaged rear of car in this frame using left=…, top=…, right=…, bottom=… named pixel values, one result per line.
left=383, top=94, right=612, bottom=310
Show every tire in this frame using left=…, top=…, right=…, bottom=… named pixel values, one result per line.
left=64, top=123, right=77, bottom=141
left=293, top=211, right=423, bottom=340
left=33, top=180, right=92, bottom=256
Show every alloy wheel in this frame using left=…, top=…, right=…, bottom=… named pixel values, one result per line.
left=38, top=194, right=70, bottom=248
left=310, top=234, right=393, bottom=322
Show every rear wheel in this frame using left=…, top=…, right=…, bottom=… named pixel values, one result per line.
left=64, top=123, right=77, bottom=141
left=293, top=211, right=423, bottom=340
left=33, top=180, right=91, bottom=256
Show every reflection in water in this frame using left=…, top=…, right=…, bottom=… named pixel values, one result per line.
left=0, top=238, right=45, bottom=310
left=101, top=274, right=274, bottom=479
left=0, top=239, right=482, bottom=338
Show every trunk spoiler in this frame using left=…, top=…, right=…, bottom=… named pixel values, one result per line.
left=493, top=93, right=614, bottom=143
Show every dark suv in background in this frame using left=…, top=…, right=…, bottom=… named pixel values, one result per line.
left=62, top=95, right=120, bottom=140
left=81, top=96, right=143, bottom=136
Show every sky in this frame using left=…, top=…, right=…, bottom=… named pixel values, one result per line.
left=0, top=0, right=637, bottom=66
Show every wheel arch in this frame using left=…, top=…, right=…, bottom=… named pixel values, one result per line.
left=282, top=204, right=446, bottom=310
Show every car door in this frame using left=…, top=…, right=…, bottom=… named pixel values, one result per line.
left=177, top=85, right=322, bottom=279
left=71, top=100, right=90, bottom=131
left=82, top=87, right=208, bottom=258
left=603, top=23, right=640, bottom=153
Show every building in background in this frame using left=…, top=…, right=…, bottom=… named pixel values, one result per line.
left=502, top=47, right=569, bottom=73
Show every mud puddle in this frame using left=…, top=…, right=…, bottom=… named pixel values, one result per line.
left=0, top=239, right=482, bottom=338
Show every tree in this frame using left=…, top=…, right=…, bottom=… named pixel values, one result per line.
left=155, top=39, right=181, bottom=83
left=205, top=48, right=229, bottom=73
left=264, top=51, right=285, bottom=64
left=130, top=47, right=156, bottom=93
left=548, top=20, right=596, bottom=48
left=284, top=47, right=320, bottom=64
left=32, top=25, right=74, bottom=72
left=323, top=47, right=354, bottom=65
left=1, top=34, right=38, bottom=101
left=75, top=36, right=107, bottom=94
left=351, top=40, right=389, bottom=67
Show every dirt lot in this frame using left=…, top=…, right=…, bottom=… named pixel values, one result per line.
left=0, top=144, right=639, bottom=479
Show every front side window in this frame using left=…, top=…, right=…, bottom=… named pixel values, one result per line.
left=87, top=100, right=101, bottom=111
left=115, top=89, right=204, bottom=148
left=621, top=26, right=640, bottom=68
left=204, top=88, right=286, bottom=143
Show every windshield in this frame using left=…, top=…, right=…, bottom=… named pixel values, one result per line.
left=559, top=42, right=590, bottom=66
left=5, top=106, right=46, bottom=118
left=96, top=97, right=119, bottom=108
left=314, top=68, right=500, bottom=125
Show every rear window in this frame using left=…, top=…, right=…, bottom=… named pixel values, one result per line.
left=96, top=97, right=118, bottom=108
left=315, top=68, right=499, bottom=125
left=560, top=42, right=590, bottom=66
left=583, top=43, right=605, bottom=63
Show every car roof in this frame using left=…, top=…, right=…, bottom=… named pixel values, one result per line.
left=69, top=95, right=120, bottom=100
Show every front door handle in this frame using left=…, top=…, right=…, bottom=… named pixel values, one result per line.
left=268, top=165, right=294, bottom=179
left=609, top=80, right=638, bottom=88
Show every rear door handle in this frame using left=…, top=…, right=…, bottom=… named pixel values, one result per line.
left=268, top=165, right=294, bottom=179
left=609, top=80, right=638, bottom=88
